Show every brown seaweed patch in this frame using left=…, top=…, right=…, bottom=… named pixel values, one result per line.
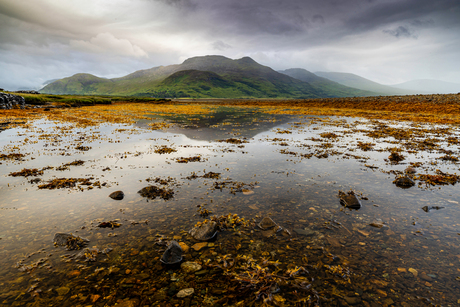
left=217, top=138, right=249, bottom=144
left=0, top=153, right=25, bottom=161
left=9, top=168, right=44, bottom=177
left=175, top=155, right=204, bottom=163
left=138, top=185, right=174, bottom=200
left=154, top=145, right=177, bottom=154
left=38, top=177, right=102, bottom=190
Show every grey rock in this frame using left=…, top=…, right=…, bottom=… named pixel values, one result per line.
left=161, top=240, right=183, bottom=265
left=0, top=92, right=26, bottom=110
left=189, top=221, right=217, bottom=241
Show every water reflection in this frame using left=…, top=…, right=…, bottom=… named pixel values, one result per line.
left=0, top=107, right=459, bottom=306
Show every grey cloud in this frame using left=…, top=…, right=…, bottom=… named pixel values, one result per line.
left=383, top=26, right=417, bottom=39
left=312, top=14, right=325, bottom=24
left=212, top=40, right=232, bottom=51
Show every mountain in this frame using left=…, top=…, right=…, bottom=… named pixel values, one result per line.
left=279, top=68, right=377, bottom=97
left=315, top=71, right=416, bottom=96
left=390, top=79, right=460, bottom=94
left=41, top=55, right=379, bottom=98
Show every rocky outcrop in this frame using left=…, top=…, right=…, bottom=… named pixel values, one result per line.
left=0, top=92, right=26, bottom=110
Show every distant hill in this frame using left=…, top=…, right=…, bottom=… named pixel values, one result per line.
left=280, top=68, right=377, bottom=97
left=390, top=79, right=460, bottom=94
left=315, top=71, right=416, bottom=96
left=40, top=56, right=380, bottom=99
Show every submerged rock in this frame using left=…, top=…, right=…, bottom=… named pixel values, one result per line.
left=258, top=217, right=278, bottom=230
left=53, top=233, right=89, bottom=250
left=189, top=221, right=217, bottom=241
left=422, top=206, right=445, bottom=212
left=181, top=261, right=202, bottom=273
left=177, top=288, right=194, bottom=298
left=109, top=190, right=124, bottom=200
left=393, top=176, right=415, bottom=188
left=161, top=241, right=183, bottom=265
left=339, top=191, right=362, bottom=209
left=294, top=228, right=315, bottom=236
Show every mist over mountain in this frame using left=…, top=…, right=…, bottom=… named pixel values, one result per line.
left=390, top=79, right=460, bottom=94
left=314, top=72, right=417, bottom=96
left=40, top=56, right=378, bottom=99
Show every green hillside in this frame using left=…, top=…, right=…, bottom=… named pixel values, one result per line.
left=40, top=55, right=380, bottom=98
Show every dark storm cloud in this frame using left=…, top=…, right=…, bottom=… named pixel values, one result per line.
left=345, top=0, right=460, bottom=32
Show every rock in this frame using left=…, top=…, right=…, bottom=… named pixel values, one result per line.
left=177, top=288, right=194, bottom=298
left=55, top=286, right=70, bottom=296
left=422, top=206, right=444, bottom=212
left=420, top=272, right=433, bottom=281
left=189, top=221, right=217, bottom=241
left=161, top=241, right=183, bottom=265
left=112, top=299, right=139, bottom=307
left=344, top=296, right=361, bottom=305
left=408, top=268, right=418, bottom=277
left=405, top=167, right=417, bottom=174
left=294, top=228, right=315, bottom=236
left=369, top=221, right=385, bottom=228
left=109, top=190, right=124, bottom=200
left=181, top=261, right=202, bottom=273
left=0, top=92, right=26, bottom=110
left=339, top=191, right=361, bottom=209
left=53, top=233, right=89, bottom=250
left=258, top=216, right=278, bottom=230
left=178, top=242, right=190, bottom=253
left=191, top=242, right=207, bottom=251
left=393, top=176, right=415, bottom=188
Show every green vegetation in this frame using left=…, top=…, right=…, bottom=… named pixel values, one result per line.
left=40, top=56, right=381, bottom=99
left=20, top=93, right=168, bottom=107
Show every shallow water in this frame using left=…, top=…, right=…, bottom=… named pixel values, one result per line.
left=1, top=106, right=459, bottom=306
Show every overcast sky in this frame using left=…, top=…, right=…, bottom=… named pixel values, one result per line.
left=1, top=0, right=459, bottom=90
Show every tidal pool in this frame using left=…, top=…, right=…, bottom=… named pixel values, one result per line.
left=0, top=105, right=459, bottom=306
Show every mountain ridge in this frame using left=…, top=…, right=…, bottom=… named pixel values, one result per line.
left=41, top=55, right=378, bottom=98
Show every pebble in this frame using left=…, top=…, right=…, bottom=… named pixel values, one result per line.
left=408, top=268, right=418, bottom=277
left=181, top=261, right=202, bottom=273
left=344, top=296, right=361, bottom=305
left=191, top=242, right=207, bottom=251
left=177, top=288, right=194, bottom=298
left=56, top=286, right=70, bottom=296
left=294, top=228, right=315, bottom=236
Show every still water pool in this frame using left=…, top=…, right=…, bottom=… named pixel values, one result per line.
left=0, top=105, right=459, bottom=306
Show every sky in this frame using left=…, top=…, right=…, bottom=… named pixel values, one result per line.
left=1, top=0, right=459, bottom=90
